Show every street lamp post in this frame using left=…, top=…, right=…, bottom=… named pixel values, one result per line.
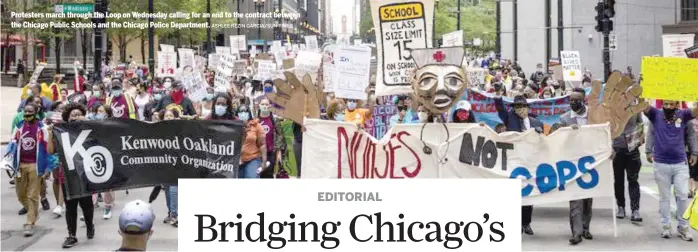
left=148, top=0, right=155, bottom=80
left=254, top=0, right=265, bottom=49
left=206, top=0, right=211, bottom=58
left=433, top=0, right=439, bottom=47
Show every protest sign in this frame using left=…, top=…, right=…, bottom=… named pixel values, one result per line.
left=233, top=60, right=247, bottom=76
left=157, top=51, right=176, bottom=77
left=30, top=62, right=47, bottom=84
left=282, top=59, right=294, bottom=70
left=304, top=35, right=318, bottom=51
left=294, top=51, right=322, bottom=83
left=370, top=0, right=434, bottom=96
left=332, top=46, right=372, bottom=100
left=159, top=44, right=175, bottom=52
left=178, top=48, right=195, bottom=70
left=54, top=119, right=244, bottom=199
left=230, top=35, right=247, bottom=52
left=560, top=51, right=582, bottom=81
left=216, top=54, right=235, bottom=76
left=216, top=46, right=231, bottom=55
left=662, top=34, right=695, bottom=58
left=363, top=104, right=398, bottom=139
left=466, top=67, right=487, bottom=88
left=207, top=54, right=220, bottom=70
left=354, top=39, right=362, bottom=46
left=640, top=56, right=698, bottom=101
left=686, top=45, right=698, bottom=58
left=195, top=55, right=206, bottom=72
left=213, top=70, right=230, bottom=88
left=182, top=72, right=207, bottom=102
left=322, top=44, right=337, bottom=92
left=301, top=119, right=613, bottom=205
left=256, top=60, right=275, bottom=80
left=442, top=30, right=463, bottom=47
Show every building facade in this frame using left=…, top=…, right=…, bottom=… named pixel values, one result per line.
left=498, top=0, right=690, bottom=80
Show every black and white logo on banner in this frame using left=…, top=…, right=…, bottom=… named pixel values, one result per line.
left=60, top=130, right=114, bottom=184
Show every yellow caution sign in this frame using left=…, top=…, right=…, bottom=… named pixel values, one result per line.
left=379, top=3, right=424, bottom=22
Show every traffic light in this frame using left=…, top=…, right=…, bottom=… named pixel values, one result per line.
left=605, top=0, right=616, bottom=18
left=594, top=2, right=604, bottom=32
left=595, top=1, right=615, bottom=33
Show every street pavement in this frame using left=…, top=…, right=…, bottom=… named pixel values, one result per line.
left=1, top=86, right=696, bottom=250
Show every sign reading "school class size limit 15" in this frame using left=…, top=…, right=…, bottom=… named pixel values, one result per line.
left=371, top=0, right=434, bottom=97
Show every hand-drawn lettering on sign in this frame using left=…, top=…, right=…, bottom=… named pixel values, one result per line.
left=337, top=127, right=421, bottom=179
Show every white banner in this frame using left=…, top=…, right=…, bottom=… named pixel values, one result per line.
left=322, top=44, right=337, bottom=92
left=442, top=30, right=463, bottom=47
left=294, top=50, right=322, bottom=83
left=560, top=51, right=582, bottom=82
left=370, top=0, right=434, bottom=96
left=301, top=119, right=614, bottom=206
left=304, top=35, right=318, bottom=51
left=177, top=48, right=195, bottom=70
left=157, top=51, right=176, bottom=77
left=353, top=39, right=362, bottom=46
left=662, top=34, right=695, bottom=58
left=332, top=46, right=372, bottom=100
left=159, top=44, right=175, bottom=52
left=230, top=35, right=247, bottom=52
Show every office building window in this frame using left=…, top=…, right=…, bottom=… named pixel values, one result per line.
left=682, top=0, right=698, bottom=22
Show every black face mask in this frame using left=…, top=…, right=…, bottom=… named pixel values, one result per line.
left=570, top=100, right=584, bottom=112
left=663, top=108, right=677, bottom=120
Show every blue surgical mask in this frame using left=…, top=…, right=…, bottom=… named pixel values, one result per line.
left=87, top=113, right=96, bottom=120
left=154, top=94, right=163, bottom=100
left=263, top=86, right=273, bottom=93
left=347, top=102, right=357, bottom=110
left=95, top=114, right=105, bottom=120
left=335, top=113, right=345, bottom=121
left=238, top=112, right=250, bottom=122
left=206, top=93, right=215, bottom=100
left=214, top=105, right=227, bottom=116
left=27, top=90, right=33, bottom=96
left=93, top=91, right=101, bottom=97
left=111, top=90, right=122, bottom=97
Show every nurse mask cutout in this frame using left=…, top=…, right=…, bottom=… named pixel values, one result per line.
left=410, top=47, right=468, bottom=115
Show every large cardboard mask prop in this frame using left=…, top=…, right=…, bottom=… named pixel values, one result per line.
left=410, top=47, right=468, bottom=114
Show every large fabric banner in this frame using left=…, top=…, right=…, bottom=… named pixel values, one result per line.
left=301, top=119, right=613, bottom=205
left=54, top=119, right=244, bottom=199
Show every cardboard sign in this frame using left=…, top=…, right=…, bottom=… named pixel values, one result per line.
left=370, top=0, right=434, bottom=96
left=207, top=54, right=220, bottom=70
left=560, top=51, right=582, bottom=81
left=230, top=35, right=247, bottom=52
left=215, top=46, right=231, bottom=55
left=178, top=48, right=195, bottom=69
left=640, top=56, right=698, bottom=101
left=662, top=34, right=695, bottom=58
left=304, top=35, right=318, bottom=51
left=332, top=46, right=372, bottom=100
left=157, top=51, right=176, bottom=77
left=30, top=62, right=47, bottom=84
left=442, top=30, right=463, bottom=47
left=160, top=44, right=175, bottom=52
left=466, top=67, right=487, bottom=88
left=294, top=51, right=322, bottom=83
left=282, top=59, right=294, bottom=70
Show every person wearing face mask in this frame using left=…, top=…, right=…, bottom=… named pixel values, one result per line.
left=263, top=80, right=275, bottom=94
left=257, top=99, right=285, bottom=179
left=540, top=86, right=554, bottom=99
left=207, top=94, right=235, bottom=120
left=196, top=87, right=216, bottom=119
left=559, top=88, right=595, bottom=245
left=87, top=83, right=107, bottom=109
left=416, top=105, right=429, bottom=123
left=344, top=98, right=375, bottom=127
left=6, top=102, right=58, bottom=237
left=238, top=105, right=267, bottom=179
left=12, top=96, right=48, bottom=134
left=530, top=63, right=545, bottom=84
left=494, top=95, right=543, bottom=236
left=133, top=83, right=152, bottom=121
left=327, top=100, right=346, bottom=121
left=154, top=81, right=197, bottom=117
left=157, top=109, right=180, bottom=227
left=106, top=80, right=137, bottom=119
left=643, top=99, right=697, bottom=241
left=451, top=101, right=477, bottom=123
left=18, top=83, right=53, bottom=112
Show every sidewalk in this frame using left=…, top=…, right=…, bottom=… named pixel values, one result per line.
left=1, top=86, right=22, bottom=144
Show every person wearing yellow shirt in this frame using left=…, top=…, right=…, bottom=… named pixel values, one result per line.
left=343, top=98, right=375, bottom=128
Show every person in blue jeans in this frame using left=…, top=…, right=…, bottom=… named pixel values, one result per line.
left=237, top=105, right=267, bottom=178
left=164, top=185, right=178, bottom=227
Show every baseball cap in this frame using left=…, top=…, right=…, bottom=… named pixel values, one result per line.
left=455, top=101, right=472, bottom=111
left=119, top=200, right=155, bottom=235
left=111, top=79, right=123, bottom=89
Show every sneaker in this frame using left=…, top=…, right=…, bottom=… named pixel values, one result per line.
left=18, top=207, right=27, bottom=215
left=171, top=217, right=178, bottom=227
left=23, top=224, right=35, bottom=237
left=52, top=205, right=63, bottom=218
left=677, top=226, right=694, bottom=241
left=97, top=194, right=103, bottom=202
left=103, top=209, right=112, bottom=219
left=79, top=215, right=84, bottom=221
left=163, top=214, right=173, bottom=224
left=616, top=206, right=626, bottom=219
left=661, top=226, right=672, bottom=239
left=41, top=198, right=50, bottom=210
left=86, top=224, right=95, bottom=239
left=630, top=210, right=643, bottom=222
left=62, top=236, right=78, bottom=248
left=9, top=179, right=15, bottom=185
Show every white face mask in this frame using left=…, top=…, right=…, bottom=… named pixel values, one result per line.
left=418, top=112, right=428, bottom=122
left=164, top=81, right=172, bottom=89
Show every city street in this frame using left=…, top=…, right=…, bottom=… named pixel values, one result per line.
left=0, top=86, right=696, bottom=250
